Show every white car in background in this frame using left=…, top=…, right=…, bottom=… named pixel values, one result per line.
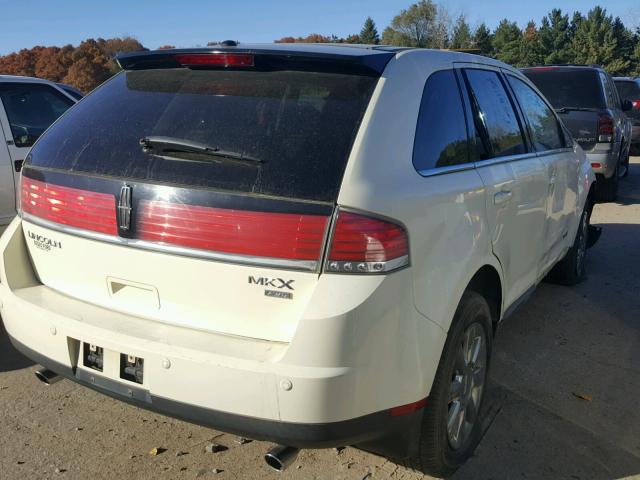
left=1, top=45, right=596, bottom=477
left=0, top=75, right=77, bottom=229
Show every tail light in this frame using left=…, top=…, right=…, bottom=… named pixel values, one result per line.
left=325, top=209, right=409, bottom=274
left=633, top=99, right=640, bottom=109
left=137, top=200, right=328, bottom=262
left=175, top=53, right=254, bottom=67
left=21, top=178, right=117, bottom=235
left=598, top=114, right=614, bottom=143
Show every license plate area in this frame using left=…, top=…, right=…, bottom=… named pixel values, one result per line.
left=83, top=343, right=104, bottom=372
left=120, top=354, right=144, bottom=385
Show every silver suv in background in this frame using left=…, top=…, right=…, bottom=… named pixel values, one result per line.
left=522, top=65, right=632, bottom=201
left=0, top=76, right=77, bottom=229
left=614, top=77, right=640, bottom=155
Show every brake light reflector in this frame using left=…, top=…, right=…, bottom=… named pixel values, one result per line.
left=136, top=200, right=328, bottom=261
left=325, top=210, right=409, bottom=273
left=21, top=178, right=117, bottom=235
left=175, top=53, right=254, bottom=67
left=598, top=114, right=614, bottom=142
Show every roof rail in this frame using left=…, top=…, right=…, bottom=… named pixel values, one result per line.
left=523, top=63, right=603, bottom=69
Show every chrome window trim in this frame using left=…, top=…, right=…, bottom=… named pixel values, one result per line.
left=473, top=152, right=538, bottom=169
left=21, top=212, right=320, bottom=273
left=417, top=163, right=476, bottom=177
left=535, top=147, right=574, bottom=158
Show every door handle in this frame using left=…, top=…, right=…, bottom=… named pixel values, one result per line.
left=494, top=190, right=513, bottom=205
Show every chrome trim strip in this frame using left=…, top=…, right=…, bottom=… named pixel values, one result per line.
left=417, top=163, right=475, bottom=178
left=21, top=213, right=319, bottom=272
left=535, top=148, right=574, bottom=159
left=473, top=152, right=538, bottom=169
left=324, top=255, right=409, bottom=275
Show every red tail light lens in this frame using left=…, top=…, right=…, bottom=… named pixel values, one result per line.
left=136, top=200, right=328, bottom=262
left=598, top=114, right=614, bottom=142
left=633, top=99, right=640, bottom=109
left=175, top=53, right=254, bottom=67
left=21, top=178, right=117, bottom=235
left=325, top=210, right=409, bottom=274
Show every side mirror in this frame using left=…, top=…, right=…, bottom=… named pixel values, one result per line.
left=622, top=99, right=634, bottom=111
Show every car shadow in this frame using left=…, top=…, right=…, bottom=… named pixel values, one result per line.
left=0, top=319, right=35, bottom=372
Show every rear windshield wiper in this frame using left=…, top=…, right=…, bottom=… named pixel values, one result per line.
left=554, top=107, right=600, bottom=114
left=139, top=136, right=263, bottom=165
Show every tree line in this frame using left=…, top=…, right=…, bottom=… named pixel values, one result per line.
left=0, top=2, right=638, bottom=94
left=277, top=2, right=640, bottom=76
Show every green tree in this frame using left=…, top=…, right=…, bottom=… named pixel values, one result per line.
left=359, top=17, right=380, bottom=44
left=538, top=9, right=572, bottom=64
left=572, top=6, right=629, bottom=75
left=473, top=23, right=493, bottom=56
left=381, top=0, right=438, bottom=47
left=493, top=19, right=521, bottom=64
left=451, top=15, right=472, bottom=49
left=518, top=21, right=544, bottom=67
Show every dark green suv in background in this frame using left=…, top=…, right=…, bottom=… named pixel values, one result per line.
left=614, top=77, right=640, bottom=155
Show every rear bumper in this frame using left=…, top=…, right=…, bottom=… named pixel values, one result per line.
left=8, top=335, right=422, bottom=453
left=0, top=217, right=440, bottom=457
left=585, top=146, right=618, bottom=178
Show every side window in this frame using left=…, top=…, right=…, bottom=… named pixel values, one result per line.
left=507, top=76, right=566, bottom=151
left=463, top=69, right=527, bottom=159
left=0, top=83, right=74, bottom=148
left=599, top=72, right=617, bottom=108
left=413, top=70, right=469, bottom=172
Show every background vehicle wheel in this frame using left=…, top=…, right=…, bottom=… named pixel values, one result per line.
left=597, top=164, right=619, bottom=202
left=402, top=291, right=492, bottom=478
left=548, top=208, right=589, bottom=286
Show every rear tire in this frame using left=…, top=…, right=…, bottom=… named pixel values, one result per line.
left=619, top=144, right=630, bottom=178
left=548, top=208, right=589, bottom=286
left=597, top=164, right=619, bottom=202
left=401, top=291, right=492, bottom=478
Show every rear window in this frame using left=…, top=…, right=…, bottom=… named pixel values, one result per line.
left=615, top=80, right=640, bottom=101
left=522, top=69, right=605, bottom=110
left=26, top=68, right=378, bottom=202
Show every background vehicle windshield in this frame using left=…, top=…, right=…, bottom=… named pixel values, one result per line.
left=523, top=69, right=605, bottom=110
left=28, top=68, right=378, bottom=202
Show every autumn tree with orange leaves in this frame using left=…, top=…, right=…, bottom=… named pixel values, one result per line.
left=0, top=37, right=146, bottom=93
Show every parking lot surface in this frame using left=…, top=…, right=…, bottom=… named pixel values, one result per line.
left=1, top=159, right=639, bottom=480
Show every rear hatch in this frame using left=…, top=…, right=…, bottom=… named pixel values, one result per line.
left=19, top=48, right=389, bottom=342
left=615, top=79, right=640, bottom=125
left=523, top=68, right=606, bottom=150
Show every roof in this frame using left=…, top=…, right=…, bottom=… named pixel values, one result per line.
left=613, top=76, right=639, bottom=82
left=521, top=64, right=604, bottom=71
left=0, top=74, right=60, bottom=84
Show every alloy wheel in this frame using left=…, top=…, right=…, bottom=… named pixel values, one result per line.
left=447, top=322, right=487, bottom=451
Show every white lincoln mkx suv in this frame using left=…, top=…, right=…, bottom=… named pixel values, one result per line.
left=0, top=44, right=596, bottom=477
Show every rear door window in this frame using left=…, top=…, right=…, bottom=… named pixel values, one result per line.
left=507, top=76, right=566, bottom=151
left=413, top=70, right=469, bottom=173
left=463, top=69, right=527, bottom=159
left=27, top=69, right=378, bottom=203
left=522, top=69, right=606, bottom=110
left=0, top=83, right=74, bottom=147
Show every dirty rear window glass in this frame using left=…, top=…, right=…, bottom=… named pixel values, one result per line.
left=27, top=69, right=378, bottom=202
left=522, top=69, right=605, bottom=110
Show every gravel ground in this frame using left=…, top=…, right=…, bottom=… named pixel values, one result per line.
left=1, top=159, right=639, bottom=480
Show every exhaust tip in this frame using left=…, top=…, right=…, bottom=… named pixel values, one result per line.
left=264, top=445, right=299, bottom=472
left=35, top=368, right=62, bottom=385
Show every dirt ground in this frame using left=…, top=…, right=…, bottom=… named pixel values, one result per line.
left=1, top=159, right=639, bottom=480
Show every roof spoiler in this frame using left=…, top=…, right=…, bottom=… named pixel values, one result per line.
left=116, top=48, right=394, bottom=75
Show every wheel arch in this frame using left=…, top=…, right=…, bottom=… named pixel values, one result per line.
left=465, top=265, right=503, bottom=331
